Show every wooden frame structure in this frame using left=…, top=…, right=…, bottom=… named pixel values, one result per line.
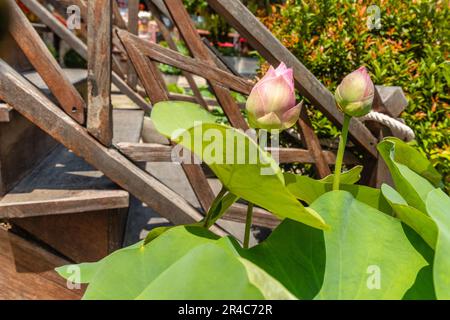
left=0, top=0, right=409, bottom=276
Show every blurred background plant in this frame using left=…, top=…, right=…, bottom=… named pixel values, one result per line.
left=253, top=0, right=449, bottom=190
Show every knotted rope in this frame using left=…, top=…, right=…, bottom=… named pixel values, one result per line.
left=359, top=111, right=415, bottom=141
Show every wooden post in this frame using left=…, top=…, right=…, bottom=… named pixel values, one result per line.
left=0, top=60, right=227, bottom=236
left=127, top=0, right=139, bottom=89
left=145, top=0, right=209, bottom=110
left=163, top=0, right=249, bottom=130
left=8, top=0, right=86, bottom=124
left=87, top=0, right=113, bottom=146
left=297, top=102, right=331, bottom=178
left=19, top=0, right=150, bottom=112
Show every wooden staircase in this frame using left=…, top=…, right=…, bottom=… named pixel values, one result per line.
left=0, top=0, right=409, bottom=299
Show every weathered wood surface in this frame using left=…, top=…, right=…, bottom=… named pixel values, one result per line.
left=117, top=142, right=359, bottom=165
left=117, top=37, right=216, bottom=212
left=0, top=61, right=226, bottom=235
left=0, top=145, right=129, bottom=218
left=0, top=229, right=84, bottom=300
left=117, top=30, right=254, bottom=95
left=119, top=33, right=169, bottom=103
left=0, top=110, right=58, bottom=196
left=13, top=208, right=128, bottom=262
left=127, top=0, right=139, bottom=89
left=20, top=0, right=150, bottom=112
left=206, top=0, right=378, bottom=157
left=374, top=85, right=408, bottom=117
left=297, top=103, right=331, bottom=178
left=164, top=0, right=249, bottom=130
left=146, top=0, right=209, bottom=109
left=8, top=0, right=86, bottom=124
left=87, top=0, right=113, bottom=146
left=0, top=104, right=13, bottom=122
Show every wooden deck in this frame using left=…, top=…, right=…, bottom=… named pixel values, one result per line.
left=0, top=228, right=84, bottom=300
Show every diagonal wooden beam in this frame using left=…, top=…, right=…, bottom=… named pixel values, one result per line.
left=0, top=60, right=226, bottom=236
left=20, top=0, right=150, bottom=112
left=117, top=30, right=253, bottom=95
left=118, top=35, right=216, bottom=213
left=145, top=0, right=209, bottom=110
left=297, top=102, right=331, bottom=178
left=163, top=0, right=249, bottom=130
left=8, top=0, right=85, bottom=124
left=87, top=0, right=113, bottom=146
left=206, top=0, right=378, bottom=158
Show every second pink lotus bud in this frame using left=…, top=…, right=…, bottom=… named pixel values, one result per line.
left=246, top=62, right=300, bottom=130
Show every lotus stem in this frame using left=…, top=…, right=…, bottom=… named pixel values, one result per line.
left=333, top=114, right=351, bottom=191
left=243, top=202, right=254, bottom=249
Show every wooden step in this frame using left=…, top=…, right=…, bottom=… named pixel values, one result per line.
left=0, top=106, right=144, bottom=218
left=22, top=68, right=87, bottom=96
left=0, top=144, right=129, bottom=219
left=0, top=228, right=84, bottom=300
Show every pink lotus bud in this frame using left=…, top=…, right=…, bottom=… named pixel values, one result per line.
left=246, top=62, right=300, bottom=130
left=335, top=66, right=375, bottom=117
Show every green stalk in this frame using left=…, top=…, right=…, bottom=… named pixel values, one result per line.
left=243, top=202, right=254, bottom=249
left=203, top=186, right=227, bottom=228
left=333, top=114, right=352, bottom=191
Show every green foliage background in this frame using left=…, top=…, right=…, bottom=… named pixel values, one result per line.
left=257, top=0, right=449, bottom=189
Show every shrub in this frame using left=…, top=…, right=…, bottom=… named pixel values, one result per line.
left=258, top=0, right=449, bottom=190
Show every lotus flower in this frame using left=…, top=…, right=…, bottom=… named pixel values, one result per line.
left=246, top=62, right=300, bottom=130
left=335, top=66, right=375, bottom=117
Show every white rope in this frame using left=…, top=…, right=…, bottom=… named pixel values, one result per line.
left=359, top=111, right=415, bottom=141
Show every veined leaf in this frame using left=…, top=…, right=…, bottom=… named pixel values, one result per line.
left=426, top=188, right=450, bottom=300
left=242, top=218, right=325, bottom=299
left=57, top=226, right=295, bottom=300
left=378, top=139, right=436, bottom=212
left=381, top=184, right=437, bottom=249
left=381, top=137, right=442, bottom=187
left=151, top=101, right=327, bottom=230
left=311, top=191, right=426, bottom=299
left=151, top=101, right=218, bottom=137
left=284, top=173, right=391, bottom=214
left=136, top=242, right=296, bottom=300
left=320, top=165, right=363, bottom=184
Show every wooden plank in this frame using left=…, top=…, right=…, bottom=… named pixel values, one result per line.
left=20, top=0, right=150, bottom=112
left=0, top=110, right=58, bottom=196
left=297, top=103, right=331, bottom=178
left=163, top=0, right=249, bottom=130
left=112, top=0, right=128, bottom=30
left=0, top=229, right=84, bottom=300
left=146, top=0, right=209, bottom=109
left=117, top=30, right=253, bottom=95
left=117, top=142, right=359, bottom=165
left=117, top=33, right=216, bottom=213
left=206, top=0, right=378, bottom=157
left=127, top=0, right=139, bottom=89
left=0, top=145, right=129, bottom=218
left=0, top=60, right=225, bottom=236
left=0, top=104, right=13, bottom=122
left=119, top=33, right=169, bottom=103
left=8, top=0, right=85, bottom=124
left=13, top=208, right=127, bottom=263
left=87, top=0, right=113, bottom=146
left=375, top=85, right=408, bottom=117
